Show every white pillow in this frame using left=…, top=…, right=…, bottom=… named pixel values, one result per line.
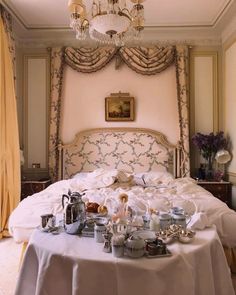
left=134, top=171, right=174, bottom=187
left=72, top=172, right=90, bottom=180
left=72, top=169, right=132, bottom=183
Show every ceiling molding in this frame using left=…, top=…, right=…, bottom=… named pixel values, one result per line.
left=1, top=0, right=234, bottom=30
left=1, top=0, right=235, bottom=47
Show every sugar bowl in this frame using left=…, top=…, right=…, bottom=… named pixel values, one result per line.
left=125, top=235, right=145, bottom=258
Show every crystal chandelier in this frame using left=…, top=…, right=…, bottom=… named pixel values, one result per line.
left=68, top=0, right=146, bottom=46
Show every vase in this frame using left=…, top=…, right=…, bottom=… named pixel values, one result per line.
left=205, top=156, right=214, bottom=180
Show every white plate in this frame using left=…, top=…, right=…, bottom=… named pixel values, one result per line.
left=132, top=230, right=156, bottom=240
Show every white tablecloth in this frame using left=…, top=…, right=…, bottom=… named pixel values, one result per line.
left=15, top=227, right=234, bottom=295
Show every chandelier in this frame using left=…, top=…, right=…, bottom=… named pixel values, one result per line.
left=68, top=0, right=146, bottom=46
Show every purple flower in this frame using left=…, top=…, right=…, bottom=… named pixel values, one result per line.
left=192, top=132, right=227, bottom=160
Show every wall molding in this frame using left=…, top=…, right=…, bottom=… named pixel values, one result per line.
left=228, top=172, right=236, bottom=185
left=189, top=49, right=219, bottom=176
left=22, top=53, right=50, bottom=178
left=222, top=39, right=236, bottom=179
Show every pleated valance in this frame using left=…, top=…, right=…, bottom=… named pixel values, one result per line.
left=65, top=47, right=118, bottom=73
left=119, top=46, right=175, bottom=75
left=64, top=46, right=175, bottom=75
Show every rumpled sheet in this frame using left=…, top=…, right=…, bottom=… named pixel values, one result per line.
left=9, top=169, right=236, bottom=247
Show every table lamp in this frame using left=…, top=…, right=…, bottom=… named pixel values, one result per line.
left=215, top=150, right=231, bottom=164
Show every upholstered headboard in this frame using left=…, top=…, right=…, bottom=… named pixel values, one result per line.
left=58, top=128, right=181, bottom=179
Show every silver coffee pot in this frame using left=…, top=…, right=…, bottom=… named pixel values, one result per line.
left=62, top=190, right=86, bottom=235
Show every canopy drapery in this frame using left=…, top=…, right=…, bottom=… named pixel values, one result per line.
left=49, top=45, right=190, bottom=181
left=0, top=6, right=20, bottom=239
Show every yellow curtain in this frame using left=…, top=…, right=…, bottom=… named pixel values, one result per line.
left=0, top=16, right=20, bottom=239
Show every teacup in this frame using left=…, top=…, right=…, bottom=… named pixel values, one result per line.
left=40, top=214, right=55, bottom=230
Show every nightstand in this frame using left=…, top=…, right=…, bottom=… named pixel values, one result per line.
left=197, top=181, right=232, bottom=208
left=21, top=179, right=51, bottom=200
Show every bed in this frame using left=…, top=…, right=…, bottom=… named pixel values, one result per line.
left=9, top=128, right=236, bottom=253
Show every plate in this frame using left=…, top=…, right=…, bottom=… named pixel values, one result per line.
left=132, top=230, right=156, bottom=240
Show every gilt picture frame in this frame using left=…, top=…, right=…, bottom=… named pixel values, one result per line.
left=105, top=94, right=135, bottom=121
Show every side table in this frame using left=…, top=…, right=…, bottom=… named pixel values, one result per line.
left=21, top=179, right=51, bottom=200
left=197, top=181, right=232, bottom=208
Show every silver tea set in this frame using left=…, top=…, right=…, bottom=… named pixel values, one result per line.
left=40, top=191, right=195, bottom=258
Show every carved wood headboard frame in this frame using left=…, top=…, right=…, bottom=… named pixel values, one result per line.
left=58, top=128, right=182, bottom=180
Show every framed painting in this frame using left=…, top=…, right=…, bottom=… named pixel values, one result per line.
left=105, top=93, right=135, bottom=121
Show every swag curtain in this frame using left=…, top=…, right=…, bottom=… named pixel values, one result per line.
left=49, top=45, right=190, bottom=181
left=175, top=46, right=190, bottom=177
left=48, top=48, right=64, bottom=181
left=0, top=7, right=20, bottom=239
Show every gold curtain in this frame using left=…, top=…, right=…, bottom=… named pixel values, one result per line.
left=0, top=15, right=20, bottom=238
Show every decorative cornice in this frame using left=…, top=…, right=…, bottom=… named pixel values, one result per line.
left=1, top=0, right=234, bottom=48
left=1, top=0, right=233, bottom=30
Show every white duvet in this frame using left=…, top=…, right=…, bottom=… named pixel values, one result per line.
left=9, top=169, right=236, bottom=247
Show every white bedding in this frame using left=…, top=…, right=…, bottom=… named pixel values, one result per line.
left=9, top=169, right=236, bottom=247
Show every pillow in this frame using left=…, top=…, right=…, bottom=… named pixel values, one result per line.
left=134, top=171, right=174, bottom=187
left=72, top=169, right=132, bottom=183
left=116, top=170, right=133, bottom=183
left=72, top=172, right=90, bottom=180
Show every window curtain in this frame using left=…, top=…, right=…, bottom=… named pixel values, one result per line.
left=0, top=7, right=20, bottom=239
left=49, top=45, right=190, bottom=180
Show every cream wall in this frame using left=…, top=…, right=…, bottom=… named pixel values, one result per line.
left=194, top=56, right=214, bottom=133
left=61, top=60, right=179, bottom=145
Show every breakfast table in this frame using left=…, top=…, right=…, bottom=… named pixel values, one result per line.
left=15, top=226, right=234, bottom=295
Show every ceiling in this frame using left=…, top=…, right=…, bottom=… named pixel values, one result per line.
left=1, top=0, right=236, bottom=46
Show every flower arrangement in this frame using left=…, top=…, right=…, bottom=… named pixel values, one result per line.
left=192, top=131, right=228, bottom=180
left=192, top=131, right=227, bottom=161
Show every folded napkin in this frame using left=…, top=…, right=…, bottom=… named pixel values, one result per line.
left=188, top=212, right=210, bottom=230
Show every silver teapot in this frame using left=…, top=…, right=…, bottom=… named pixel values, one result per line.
left=62, top=190, right=86, bottom=235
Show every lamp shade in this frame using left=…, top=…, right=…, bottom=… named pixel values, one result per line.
left=215, top=149, right=231, bottom=164
left=68, top=0, right=85, bottom=14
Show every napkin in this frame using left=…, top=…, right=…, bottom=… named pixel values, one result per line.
left=188, top=212, right=210, bottom=230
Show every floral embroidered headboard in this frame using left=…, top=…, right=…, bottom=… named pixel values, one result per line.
left=58, top=128, right=181, bottom=179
